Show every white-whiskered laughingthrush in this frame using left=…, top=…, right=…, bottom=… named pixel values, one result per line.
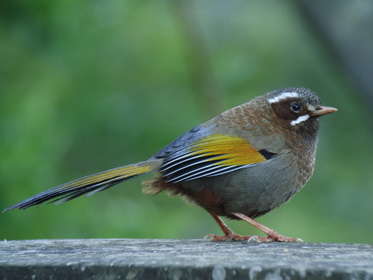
left=4, top=87, right=337, bottom=242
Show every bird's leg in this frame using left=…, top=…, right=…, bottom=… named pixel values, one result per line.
left=205, top=214, right=251, bottom=241
left=232, top=213, right=303, bottom=242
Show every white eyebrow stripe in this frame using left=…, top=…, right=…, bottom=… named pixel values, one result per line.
left=268, top=92, right=300, bottom=104
left=291, top=115, right=309, bottom=126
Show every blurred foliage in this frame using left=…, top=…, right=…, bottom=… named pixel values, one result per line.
left=1, top=0, right=372, bottom=244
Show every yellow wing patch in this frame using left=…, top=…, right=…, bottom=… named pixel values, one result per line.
left=190, top=134, right=266, bottom=166
left=161, top=134, right=268, bottom=183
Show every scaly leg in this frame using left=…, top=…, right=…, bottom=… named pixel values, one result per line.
left=232, top=213, right=303, bottom=242
left=205, top=214, right=251, bottom=241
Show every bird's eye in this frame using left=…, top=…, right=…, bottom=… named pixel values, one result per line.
left=290, top=102, right=302, bottom=113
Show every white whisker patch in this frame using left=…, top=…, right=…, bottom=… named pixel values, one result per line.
left=268, top=92, right=300, bottom=104
left=291, top=115, right=309, bottom=126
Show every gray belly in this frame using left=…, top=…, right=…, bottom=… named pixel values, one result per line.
left=181, top=153, right=313, bottom=218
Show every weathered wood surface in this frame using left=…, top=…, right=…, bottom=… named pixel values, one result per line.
left=0, top=239, right=372, bottom=279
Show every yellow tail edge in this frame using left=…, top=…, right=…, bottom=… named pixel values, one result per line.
left=3, top=160, right=159, bottom=211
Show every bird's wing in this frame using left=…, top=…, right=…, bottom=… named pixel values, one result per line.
left=157, top=133, right=274, bottom=183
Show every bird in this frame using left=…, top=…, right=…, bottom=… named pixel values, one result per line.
left=3, top=87, right=337, bottom=242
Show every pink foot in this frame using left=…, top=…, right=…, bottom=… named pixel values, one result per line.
left=205, top=233, right=251, bottom=242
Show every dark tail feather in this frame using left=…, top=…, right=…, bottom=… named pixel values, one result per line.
left=3, top=161, right=158, bottom=212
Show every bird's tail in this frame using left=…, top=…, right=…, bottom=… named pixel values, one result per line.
left=3, top=160, right=159, bottom=212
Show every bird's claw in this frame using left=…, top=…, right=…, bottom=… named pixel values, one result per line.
left=204, top=233, right=250, bottom=242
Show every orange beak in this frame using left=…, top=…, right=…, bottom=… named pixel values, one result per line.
left=309, top=106, right=338, bottom=117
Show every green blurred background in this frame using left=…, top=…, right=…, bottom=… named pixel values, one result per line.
left=1, top=0, right=372, bottom=243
